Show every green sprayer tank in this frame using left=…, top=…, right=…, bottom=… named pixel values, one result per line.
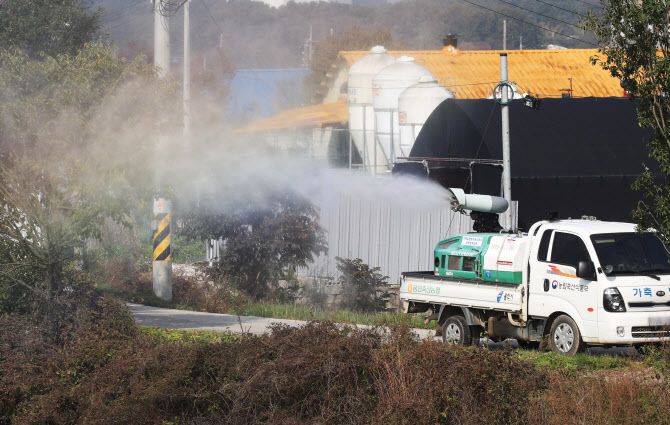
left=433, top=233, right=529, bottom=284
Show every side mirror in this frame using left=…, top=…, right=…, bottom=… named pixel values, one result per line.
left=577, top=260, right=596, bottom=281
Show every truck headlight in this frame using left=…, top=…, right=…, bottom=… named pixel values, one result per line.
left=603, top=288, right=626, bottom=312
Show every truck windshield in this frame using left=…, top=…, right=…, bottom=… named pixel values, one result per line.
left=590, top=233, right=670, bottom=275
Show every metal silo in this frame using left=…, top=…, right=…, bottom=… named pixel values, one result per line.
left=372, top=56, right=434, bottom=171
left=398, top=75, right=454, bottom=157
left=348, top=46, right=396, bottom=175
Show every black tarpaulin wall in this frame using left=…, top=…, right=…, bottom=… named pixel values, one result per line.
left=398, top=97, right=660, bottom=229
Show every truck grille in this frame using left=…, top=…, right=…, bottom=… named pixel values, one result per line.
left=631, top=326, right=670, bottom=339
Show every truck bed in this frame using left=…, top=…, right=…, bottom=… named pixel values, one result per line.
left=400, top=272, right=523, bottom=313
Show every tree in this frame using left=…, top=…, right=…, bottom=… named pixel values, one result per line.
left=583, top=1, right=670, bottom=241
left=180, top=191, right=328, bottom=300
left=0, top=43, right=177, bottom=310
left=0, top=0, right=103, bottom=58
left=335, top=257, right=389, bottom=313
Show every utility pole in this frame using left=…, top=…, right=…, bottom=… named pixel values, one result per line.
left=500, top=53, right=513, bottom=230
left=309, top=25, right=313, bottom=67
left=154, top=0, right=170, bottom=77
left=302, top=26, right=313, bottom=68
left=153, top=0, right=172, bottom=301
left=503, top=20, right=507, bottom=50
left=183, top=0, right=191, bottom=146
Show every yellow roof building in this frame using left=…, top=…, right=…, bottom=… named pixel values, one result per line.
left=338, top=47, right=623, bottom=99
left=239, top=47, right=623, bottom=133
left=236, top=98, right=348, bottom=134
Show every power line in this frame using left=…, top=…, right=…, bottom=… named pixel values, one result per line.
left=449, top=81, right=502, bottom=88
left=526, top=0, right=585, bottom=15
left=459, top=0, right=597, bottom=47
left=574, top=0, right=604, bottom=10
left=492, top=0, right=583, bottom=30
left=157, top=0, right=189, bottom=17
left=104, top=0, right=145, bottom=22
left=107, top=7, right=151, bottom=33
left=201, top=0, right=224, bottom=34
left=105, top=2, right=149, bottom=32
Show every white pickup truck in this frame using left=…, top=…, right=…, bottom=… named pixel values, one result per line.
left=400, top=192, right=670, bottom=355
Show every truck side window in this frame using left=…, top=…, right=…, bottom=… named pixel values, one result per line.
left=439, top=240, right=458, bottom=250
left=537, top=230, right=552, bottom=262
left=463, top=257, right=476, bottom=271
left=550, top=232, right=591, bottom=270
left=448, top=256, right=460, bottom=270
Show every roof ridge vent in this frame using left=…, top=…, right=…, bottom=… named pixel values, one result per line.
left=370, top=45, right=388, bottom=54
left=417, top=75, right=437, bottom=83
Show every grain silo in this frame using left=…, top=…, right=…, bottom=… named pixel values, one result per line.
left=347, top=46, right=396, bottom=175
left=372, top=56, right=434, bottom=170
left=398, top=75, right=454, bottom=157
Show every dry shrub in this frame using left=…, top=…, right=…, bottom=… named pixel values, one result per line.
left=0, top=296, right=137, bottom=425
left=3, top=306, right=670, bottom=425
left=1, top=315, right=547, bottom=425
left=371, top=329, right=546, bottom=425
left=105, top=266, right=152, bottom=295
left=96, top=255, right=143, bottom=291
left=531, top=368, right=670, bottom=424
left=194, top=321, right=381, bottom=424
left=0, top=314, right=62, bottom=422
left=172, top=274, right=244, bottom=314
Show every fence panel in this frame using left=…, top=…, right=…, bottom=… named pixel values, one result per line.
left=300, top=195, right=508, bottom=285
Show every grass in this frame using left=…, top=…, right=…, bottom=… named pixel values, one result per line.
left=515, top=348, right=633, bottom=371
left=233, top=301, right=436, bottom=329
left=99, top=284, right=436, bottom=329
left=139, top=326, right=241, bottom=345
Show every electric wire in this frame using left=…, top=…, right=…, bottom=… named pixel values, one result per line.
left=156, top=0, right=189, bottom=17
left=574, top=0, right=604, bottom=10
left=512, top=81, right=580, bottom=98
left=201, top=0, right=224, bottom=35
left=106, top=2, right=151, bottom=32
left=459, top=0, right=597, bottom=47
left=199, top=0, right=230, bottom=68
left=105, top=0, right=145, bottom=22
left=492, top=0, right=584, bottom=30
left=526, top=0, right=584, bottom=15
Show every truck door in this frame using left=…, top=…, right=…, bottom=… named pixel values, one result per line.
left=528, top=230, right=598, bottom=338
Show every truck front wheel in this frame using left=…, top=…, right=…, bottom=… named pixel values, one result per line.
left=549, top=315, right=585, bottom=356
left=442, top=316, right=478, bottom=346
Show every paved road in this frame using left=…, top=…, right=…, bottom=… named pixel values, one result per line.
left=128, top=303, right=438, bottom=340
left=129, top=304, right=637, bottom=356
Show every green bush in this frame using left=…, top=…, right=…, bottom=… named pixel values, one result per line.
left=336, top=257, right=390, bottom=312
left=180, top=191, right=328, bottom=300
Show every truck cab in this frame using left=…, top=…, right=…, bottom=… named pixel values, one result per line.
left=526, top=219, right=670, bottom=352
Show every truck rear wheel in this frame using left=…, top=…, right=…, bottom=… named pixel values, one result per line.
left=549, top=315, right=585, bottom=356
left=442, top=315, right=478, bottom=346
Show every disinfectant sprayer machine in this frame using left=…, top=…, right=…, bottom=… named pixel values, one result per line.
left=399, top=189, right=670, bottom=355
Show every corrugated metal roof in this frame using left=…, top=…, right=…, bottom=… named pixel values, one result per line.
left=227, top=68, right=312, bottom=122
left=235, top=98, right=348, bottom=133
left=340, top=47, right=624, bottom=99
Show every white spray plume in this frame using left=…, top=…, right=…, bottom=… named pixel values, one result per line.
left=171, top=133, right=450, bottom=214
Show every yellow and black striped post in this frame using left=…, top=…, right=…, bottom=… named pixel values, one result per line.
left=152, top=198, right=172, bottom=300
left=153, top=212, right=171, bottom=262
